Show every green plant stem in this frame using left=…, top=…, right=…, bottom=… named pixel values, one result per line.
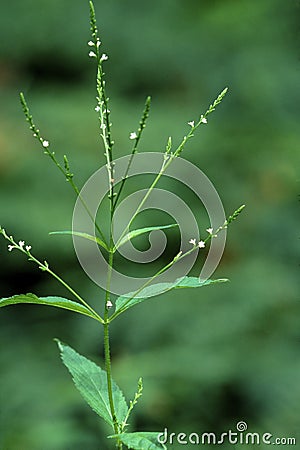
left=115, top=155, right=173, bottom=248
left=109, top=245, right=195, bottom=322
left=103, top=248, right=123, bottom=449
left=68, top=179, right=107, bottom=246
left=25, top=252, right=103, bottom=322
left=19, top=92, right=108, bottom=247
left=0, top=228, right=104, bottom=323
left=112, top=96, right=151, bottom=212
left=110, top=203, right=244, bottom=321
left=115, top=88, right=228, bottom=248
left=89, top=9, right=121, bottom=441
left=103, top=309, right=117, bottom=432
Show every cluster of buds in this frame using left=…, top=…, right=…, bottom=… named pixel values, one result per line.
left=8, top=240, right=32, bottom=253
left=0, top=227, right=32, bottom=254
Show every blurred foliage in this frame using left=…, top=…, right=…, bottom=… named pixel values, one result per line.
left=0, top=0, right=299, bottom=449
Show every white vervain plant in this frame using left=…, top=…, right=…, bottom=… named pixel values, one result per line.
left=0, top=3, right=244, bottom=449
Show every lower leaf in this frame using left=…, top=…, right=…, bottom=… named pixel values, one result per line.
left=56, top=340, right=128, bottom=429
left=109, top=432, right=167, bottom=450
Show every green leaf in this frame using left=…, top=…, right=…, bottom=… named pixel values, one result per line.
left=0, top=293, right=99, bottom=320
left=115, top=277, right=228, bottom=315
left=50, top=230, right=108, bottom=251
left=109, top=432, right=167, bottom=450
left=174, top=276, right=228, bottom=288
left=115, top=224, right=178, bottom=251
left=56, top=340, right=128, bottom=429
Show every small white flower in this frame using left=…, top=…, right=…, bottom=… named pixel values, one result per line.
left=206, top=228, right=213, bottom=235
left=89, top=51, right=97, bottom=58
left=88, top=40, right=95, bottom=46
left=106, top=300, right=113, bottom=309
left=189, top=238, right=196, bottom=245
left=18, top=241, right=25, bottom=248
left=188, top=120, right=195, bottom=127
left=100, top=53, right=108, bottom=62
left=96, top=39, right=101, bottom=48
left=42, top=140, right=49, bottom=148
left=200, top=116, right=207, bottom=124
left=129, top=132, right=137, bottom=140
left=33, top=133, right=37, bottom=137
left=25, top=245, right=32, bottom=252
left=8, top=245, right=14, bottom=252
left=95, top=105, right=101, bottom=112
left=100, top=123, right=106, bottom=130
left=198, top=240, right=205, bottom=248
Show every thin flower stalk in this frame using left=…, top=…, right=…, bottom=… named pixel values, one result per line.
left=115, top=88, right=228, bottom=249
left=109, top=204, right=243, bottom=322
left=89, top=1, right=114, bottom=205
left=113, top=96, right=151, bottom=212
left=19, top=92, right=108, bottom=248
left=0, top=227, right=104, bottom=323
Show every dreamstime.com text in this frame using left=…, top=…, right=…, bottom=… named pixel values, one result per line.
left=157, top=421, right=296, bottom=446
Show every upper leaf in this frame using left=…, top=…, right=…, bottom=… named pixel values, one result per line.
left=56, top=340, right=128, bottom=429
left=50, top=230, right=108, bottom=251
left=115, top=277, right=228, bottom=315
left=109, top=432, right=167, bottom=450
left=114, top=224, right=178, bottom=251
left=0, top=293, right=99, bottom=320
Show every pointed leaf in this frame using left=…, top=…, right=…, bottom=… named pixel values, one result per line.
left=109, top=432, right=167, bottom=450
left=115, top=277, right=228, bottom=314
left=56, top=340, right=128, bottom=429
left=174, top=276, right=228, bottom=289
left=115, top=224, right=178, bottom=251
left=50, top=230, right=108, bottom=251
left=0, top=293, right=99, bottom=320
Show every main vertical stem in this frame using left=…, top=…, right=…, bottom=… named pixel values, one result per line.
left=103, top=301, right=117, bottom=433
left=104, top=245, right=122, bottom=449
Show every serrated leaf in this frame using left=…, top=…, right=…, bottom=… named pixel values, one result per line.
left=0, top=293, right=99, bottom=320
left=115, top=224, right=178, bottom=251
left=56, top=340, right=128, bottom=429
left=50, top=230, right=108, bottom=251
left=115, top=277, right=228, bottom=314
left=109, top=432, right=167, bottom=450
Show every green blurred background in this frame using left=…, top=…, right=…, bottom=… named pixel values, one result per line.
left=0, top=0, right=299, bottom=449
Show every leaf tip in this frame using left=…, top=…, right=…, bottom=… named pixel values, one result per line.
left=54, top=338, right=63, bottom=351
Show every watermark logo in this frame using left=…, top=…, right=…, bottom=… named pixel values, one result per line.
left=157, top=421, right=296, bottom=446
left=72, top=152, right=226, bottom=295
